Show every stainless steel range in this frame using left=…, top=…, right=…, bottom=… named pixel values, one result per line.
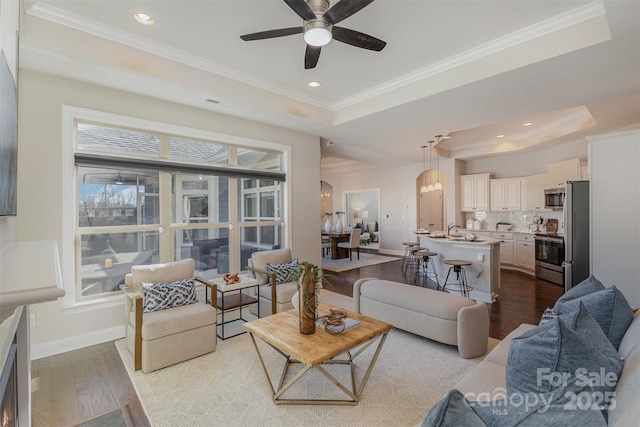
left=534, top=233, right=565, bottom=286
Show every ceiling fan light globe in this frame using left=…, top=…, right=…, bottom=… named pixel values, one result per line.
left=303, top=19, right=332, bottom=46
left=304, top=27, right=332, bottom=46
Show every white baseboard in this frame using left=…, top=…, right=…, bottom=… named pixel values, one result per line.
left=31, top=325, right=126, bottom=360
left=379, top=248, right=403, bottom=257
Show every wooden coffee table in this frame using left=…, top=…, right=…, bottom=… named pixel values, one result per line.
left=244, top=302, right=392, bottom=405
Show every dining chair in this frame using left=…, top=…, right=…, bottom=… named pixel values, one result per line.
left=337, top=228, right=362, bottom=260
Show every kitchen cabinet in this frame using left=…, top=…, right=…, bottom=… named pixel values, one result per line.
left=492, top=231, right=514, bottom=264
left=546, top=158, right=580, bottom=188
left=460, top=174, right=490, bottom=212
left=515, top=233, right=536, bottom=271
left=490, top=178, right=521, bottom=211
left=521, top=173, right=550, bottom=211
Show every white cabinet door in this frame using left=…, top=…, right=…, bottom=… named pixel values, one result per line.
left=490, top=180, right=505, bottom=211
left=492, top=232, right=514, bottom=264
left=500, top=240, right=514, bottom=264
left=505, top=180, right=521, bottom=210
left=460, top=174, right=490, bottom=212
left=460, top=175, right=475, bottom=212
left=515, top=240, right=535, bottom=271
left=474, top=176, right=489, bottom=211
left=546, top=159, right=580, bottom=188
left=522, top=174, right=549, bottom=211
left=490, top=179, right=520, bottom=211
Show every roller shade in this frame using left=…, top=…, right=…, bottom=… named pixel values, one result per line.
left=75, top=153, right=286, bottom=182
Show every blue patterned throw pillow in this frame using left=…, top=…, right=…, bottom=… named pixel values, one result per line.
left=142, top=277, right=198, bottom=313
left=539, top=307, right=559, bottom=325
left=267, top=258, right=299, bottom=284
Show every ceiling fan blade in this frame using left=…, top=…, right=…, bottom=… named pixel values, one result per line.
left=240, top=27, right=303, bottom=41
left=284, top=0, right=316, bottom=20
left=324, top=0, right=375, bottom=25
left=305, top=45, right=321, bottom=69
left=332, top=27, right=386, bottom=51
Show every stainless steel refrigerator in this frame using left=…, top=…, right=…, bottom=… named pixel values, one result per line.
left=563, top=180, right=590, bottom=292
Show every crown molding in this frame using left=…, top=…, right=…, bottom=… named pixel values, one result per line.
left=25, top=2, right=334, bottom=111
left=448, top=107, right=595, bottom=153
left=333, top=1, right=608, bottom=110
left=25, top=1, right=607, bottom=119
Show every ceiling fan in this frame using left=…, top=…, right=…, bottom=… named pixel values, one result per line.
left=240, top=0, right=386, bottom=69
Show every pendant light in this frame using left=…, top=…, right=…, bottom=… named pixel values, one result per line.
left=434, top=135, right=443, bottom=191
left=420, top=145, right=428, bottom=193
left=426, top=140, right=435, bottom=192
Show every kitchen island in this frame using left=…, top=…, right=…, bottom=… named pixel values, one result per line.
left=411, top=233, right=501, bottom=302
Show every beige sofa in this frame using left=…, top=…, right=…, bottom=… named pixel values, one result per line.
left=353, top=278, right=489, bottom=358
left=448, top=309, right=640, bottom=426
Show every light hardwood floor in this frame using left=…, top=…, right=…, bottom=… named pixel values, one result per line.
left=31, top=258, right=563, bottom=426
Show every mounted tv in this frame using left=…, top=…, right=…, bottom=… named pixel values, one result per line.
left=0, top=0, right=19, bottom=216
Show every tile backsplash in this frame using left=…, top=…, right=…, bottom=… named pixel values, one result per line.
left=464, top=211, right=564, bottom=233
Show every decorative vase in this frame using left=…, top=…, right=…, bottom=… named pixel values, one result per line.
left=324, top=217, right=332, bottom=232
left=297, top=264, right=316, bottom=335
left=335, top=215, right=343, bottom=233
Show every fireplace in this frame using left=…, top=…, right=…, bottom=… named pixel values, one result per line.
left=0, top=342, right=17, bottom=427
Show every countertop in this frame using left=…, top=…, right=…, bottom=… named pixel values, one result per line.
left=0, top=240, right=65, bottom=308
left=411, top=232, right=502, bottom=245
left=456, top=228, right=537, bottom=234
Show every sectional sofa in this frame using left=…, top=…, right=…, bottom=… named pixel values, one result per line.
left=422, top=276, right=639, bottom=426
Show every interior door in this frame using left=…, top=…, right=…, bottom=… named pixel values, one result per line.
left=419, top=190, right=443, bottom=231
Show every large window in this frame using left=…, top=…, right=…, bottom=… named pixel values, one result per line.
left=70, top=113, right=286, bottom=302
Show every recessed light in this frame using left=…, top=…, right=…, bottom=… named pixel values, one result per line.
left=134, top=12, right=154, bottom=25
left=523, top=122, right=533, bottom=127
left=308, top=81, right=321, bottom=88
left=496, top=134, right=506, bottom=138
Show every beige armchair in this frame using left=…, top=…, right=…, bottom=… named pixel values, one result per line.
left=122, top=258, right=217, bottom=373
left=246, top=248, right=298, bottom=316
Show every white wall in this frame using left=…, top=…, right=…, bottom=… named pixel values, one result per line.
left=589, top=129, right=640, bottom=307
left=0, top=217, right=17, bottom=251
left=323, top=140, right=592, bottom=254
left=18, top=70, right=321, bottom=358
left=323, top=157, right=457, bottom=255
left=464, top=140, right=588, bottom=178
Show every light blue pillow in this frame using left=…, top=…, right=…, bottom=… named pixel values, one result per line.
left=556, top=274, right=605, bottom=304
left=421, top=389, right=487, bottom=427
left=471, top=377, right=608, bottom=427
left=554, top=285, right=632, bottom=349
left=506, top=313, right=622, bottom=396
left=540, top=302, right=620, bottom=361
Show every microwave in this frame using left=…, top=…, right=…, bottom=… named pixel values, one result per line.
left=544, top=188, right=565, bottom=210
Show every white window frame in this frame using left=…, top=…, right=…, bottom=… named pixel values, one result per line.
left=61, top=106, right=290, bottom=314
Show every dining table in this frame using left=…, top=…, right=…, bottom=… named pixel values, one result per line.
left=321, top=231, right=351, bottom=259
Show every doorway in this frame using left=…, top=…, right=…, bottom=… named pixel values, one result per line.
left=419, top=189, right=443, bottom=231
left=344, top=189, right=380, bottom=248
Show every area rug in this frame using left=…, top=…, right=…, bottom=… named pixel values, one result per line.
left=116, top=322, right=498, bottom=426
left=321, top=252, right=399, bottom=272
left=75, top=408, right=127, bottom=427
